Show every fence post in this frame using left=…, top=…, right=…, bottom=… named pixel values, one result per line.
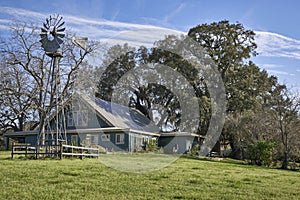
left=36, top=145, right=38, bottom=159
left=25, top=144, right=28, bottom=158
left=59, top=143, right=63, bottom=160
left=11, top=142, right=15, bottom=159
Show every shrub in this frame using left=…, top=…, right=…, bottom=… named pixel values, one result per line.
left=145, top=139, right=158, bottom=152
left=246, top=140, right=275, bottom=166
left=191, top=144, right=199, bottom=155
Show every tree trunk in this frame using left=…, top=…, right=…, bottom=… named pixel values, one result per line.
left=281, top=151, right=289, bottom=169
left=229, top=141, right=243, bottom=160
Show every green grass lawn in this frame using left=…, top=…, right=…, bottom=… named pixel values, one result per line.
left=0, top=155, right=299, bottom=200
left=0, top=151, right=10, bottom=155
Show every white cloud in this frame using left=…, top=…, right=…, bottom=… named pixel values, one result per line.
left=1, top=6, right=300, bottom=61
left=259, top=63, right=282, bottom=68
left=1, top=6, right=300, bottom=87
left=2, top=6, right=300, bottom=58
left=0, top=6, right=183, bottom=48
left=267, top=69, right=294, bottom=76
left=0, top=19, right=11, bottom=24
left=259, top=63, right=296, bottom=77
left=255, top=31, right=300, bottom=60
left=0, top=6, right=45, bottom=22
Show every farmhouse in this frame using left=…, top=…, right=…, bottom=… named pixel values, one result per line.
left=4, top=93, right=203, bottom=153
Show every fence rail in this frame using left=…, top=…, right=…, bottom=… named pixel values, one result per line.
left=61, top=144, right=99, bottom=159
left=11, top=143, right=38, bottom=158
left=11, top=143, right=99, bottom=159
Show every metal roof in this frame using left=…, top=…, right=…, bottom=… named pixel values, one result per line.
left=77, top=93, right=161, bottom=135
left=159, top=132, right=205, bottom=138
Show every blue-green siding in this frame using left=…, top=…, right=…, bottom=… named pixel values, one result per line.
left=158, top=136, right=194, bottom=154
left=25, top=135, right=38, bottom=146
left=48, top=107, right=111, bottom=131
left=77, top=132, right=129, bottom=151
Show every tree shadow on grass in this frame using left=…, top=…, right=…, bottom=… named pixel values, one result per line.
left=181, top=154, right=249, bottom=166
left=181, top=154, right=300, bottom=172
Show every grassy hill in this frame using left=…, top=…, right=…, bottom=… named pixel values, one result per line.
left=0, top=154, right=299, bottom=200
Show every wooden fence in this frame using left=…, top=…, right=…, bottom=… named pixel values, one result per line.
left=11, top=143, right=38, bottom=159
left=61, top=144, right=99, bottom=159
left=11, top=143, right=99, bottom=159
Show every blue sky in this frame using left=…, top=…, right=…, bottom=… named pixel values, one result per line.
left=1, top=0, right=300, bottom=89
left=1, top=0, right=299, bottom=37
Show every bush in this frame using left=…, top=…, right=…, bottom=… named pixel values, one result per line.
left=246, top=140, right=275, bottom=166
left=145, top=139, right=158, bottom=152
left=191, top=144, right=199, bottom=155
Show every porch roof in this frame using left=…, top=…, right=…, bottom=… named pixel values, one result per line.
left=159, top=132, right=205, bottom=138
left=3, top=127, right=161, bottom=137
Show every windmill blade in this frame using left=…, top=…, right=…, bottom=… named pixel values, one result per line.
left=52, top=15, right=59, bottom=27
left=56, top=33, right=65, bottom=38
left=46, top=18, right=49, bottom=26
left=40, top=34, right=47, bottom=39
left=48, top=19, right=52, bottom=27
left=57, top=27, right=65, bottom=32
left=57, top=21, right=65, bottom=29
left=40, top=36, right=48, bottom=43
left=50, top=15, right=55, bottom=26
left=43, top=23, right=49, bottom=30
left=40, top=38, right=49, bottom=48
left=41, top=27, right=48, bottom=33
left=55, top=16, right=63, bottom=27
left=49, top=16, right=53, bottom=26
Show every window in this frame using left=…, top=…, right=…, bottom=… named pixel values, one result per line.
left=91, top=135, right=98, bottom=144
left=71, top=135, right=78, bottom=145
left=142, top=137, right=149, bottom=145
left=116, top=134, right=125, bottom=144
left=173, top=144, right=179, bottom=153
left=67, top=110, right=88, bottom=127
left=101, top=134, right=110, bottom=141
left=68, top=112, right=74, bottom=126
left=78, top=111, right=88, bottom=126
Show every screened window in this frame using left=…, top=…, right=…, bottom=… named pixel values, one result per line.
left=91, top=135, right=98, bottom=144
left=116, top=134, right=125, bottom=144
left=67, top=110, right=88, bottom=127
left=71, top=135, right=78, bottom=145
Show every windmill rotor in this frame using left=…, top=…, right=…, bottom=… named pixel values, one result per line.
left=40, top=14, right=65, bottom=54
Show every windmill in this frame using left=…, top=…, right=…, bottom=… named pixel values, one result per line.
left=38, top=14, right=66, bottom=156
left=40, top=14, right=65, bottom=55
